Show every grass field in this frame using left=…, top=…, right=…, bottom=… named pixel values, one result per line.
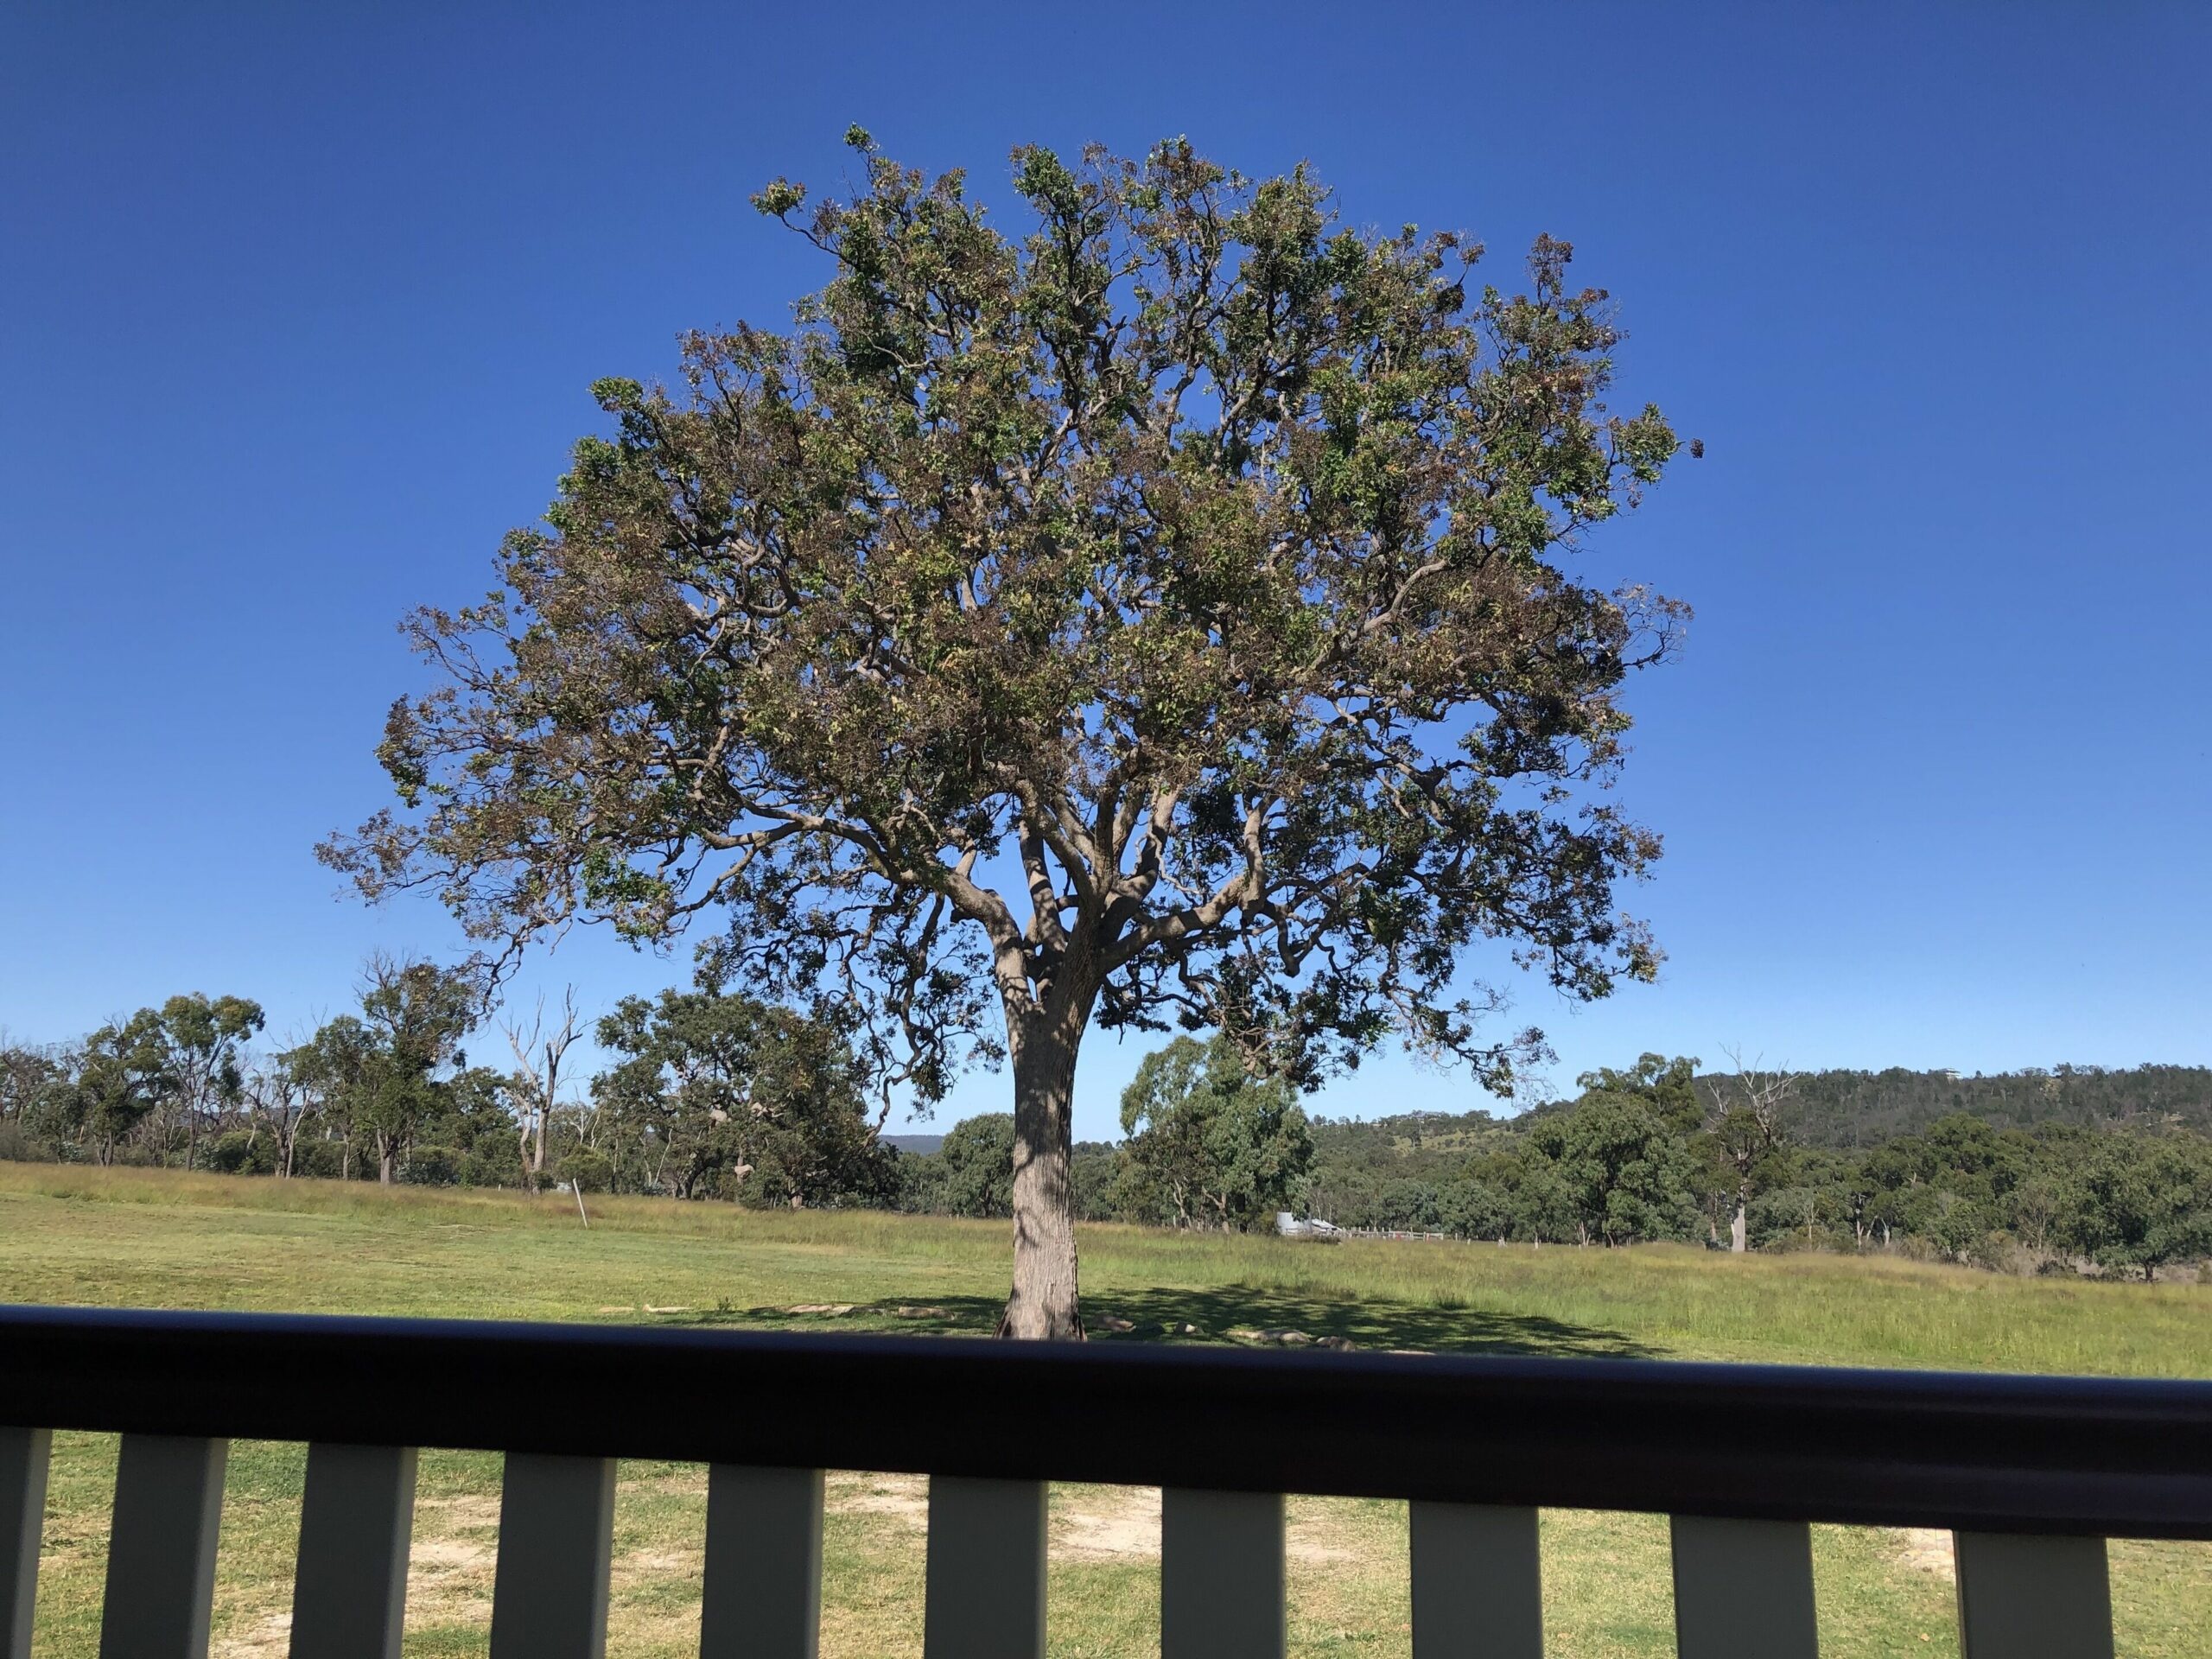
left=3, top=1164, right=2208, bottom=1656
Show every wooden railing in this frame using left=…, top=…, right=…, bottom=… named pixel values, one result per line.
left=3, top=1305, right=2208, bottom=1658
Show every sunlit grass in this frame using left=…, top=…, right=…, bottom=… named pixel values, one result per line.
left=5, top=1162, right=2207, bottom=1375
left=5, top=1164, right=2209, bottom=1656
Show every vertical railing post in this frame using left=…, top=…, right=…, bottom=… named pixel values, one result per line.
left=1954, top=1532, right=2113, bottom=1659
left=1, top=1428, right=52, bottom=1659
left=1161, top=1489, right=1284, bottom=1659
left=488, top=1453, right=615, bottom=1659
left=922, top=1477, right=1046, bottom=1659
left=1409, top=1501, right=1542, bottom=1659
left=99, top=1433, right=229, bottom=1659
left=1669, top=1516, right=1818, bottom=1659
left=702, top=1465, right=824, bottom=1659
left=289, top=1443, right=417, bottom=1659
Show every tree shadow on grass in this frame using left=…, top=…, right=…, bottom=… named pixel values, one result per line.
left=664, top=1286, right=1658, bottom=1359
left=1087, top=1286, right=1661, bottom=1358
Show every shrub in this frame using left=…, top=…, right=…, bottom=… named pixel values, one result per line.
left=204, top=1131, right=275, bottom=1175
left=404, top=1146, right=464, bottom=1186
left=560, top=1148, right=613, bottom=1193
left=289, top=1141, right=351, bottom=1180
left=462, top=1150, right=520, bottom=1189
left=0, top=1123, right=56, bottom=1163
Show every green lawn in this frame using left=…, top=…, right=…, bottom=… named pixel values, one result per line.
left=4, top=1164, right=2208, bottom=1656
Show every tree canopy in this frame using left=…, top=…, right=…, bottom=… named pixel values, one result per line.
left=591, top=987, right=893, bottom=1206
left=1524, top=1090, right=1702, bottom=1247
left=283, top=956, right=485, bottom=1184
left=1117, top=1031, right=1313, bottom=1230
left=323, top=132, right=1689, bottom=1334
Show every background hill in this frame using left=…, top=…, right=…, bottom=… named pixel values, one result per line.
left=1692, top=1065, right=2212, bottom=1147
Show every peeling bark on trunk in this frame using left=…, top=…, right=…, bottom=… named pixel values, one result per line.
left=1001, top=1011, right=1085, bottom=1340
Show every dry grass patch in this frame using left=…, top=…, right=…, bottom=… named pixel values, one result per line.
left=1054, top=1485, right=1159, bottom=1561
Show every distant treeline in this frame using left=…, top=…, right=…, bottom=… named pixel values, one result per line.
left=1696, top=1065, right=2212, bottom=1147
left=4, top=979, right=2208, bottom=1279
left=1295, top=1057, right=2212, bottom=1278
left=817, top=1048, right=2212, bottom=1281
left=0, top=969, right=899, bottom=1208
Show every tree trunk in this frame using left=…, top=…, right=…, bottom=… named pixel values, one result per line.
left=1002, top=1013, right=1084, bottom=1340
left=1729, top=1203, right=1748, bottom=1253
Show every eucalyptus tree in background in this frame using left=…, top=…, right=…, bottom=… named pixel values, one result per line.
left=156, top=993, right=265, bottom=1170
left=245, top=1042, right=314, bottom=1178
left=501, top=986, right=582, bottom=1188
left=353, top=954, right=481, bottom=1184
left=0, top=1036, right=67, bottom=1136
left=591, top=988, right=892, bottom=1205
left=324, top=132, right=1691, bottom=1336
left=2058, top=1134, right=2212, bottom=1281
left=283, top=1014, right=375, bottom=1180
left=931, top=1114, right=1020, bottom=1219
left=287, top=956, right=484, bottom=1183
left=71, top=1011, right=177, bottom=1166
left=1525, top=1090, right=1701, bottom=1247
left=1118, top=1032, right=1313, bottom=1230
left=1710, top=1048, right=1800, bottom=1252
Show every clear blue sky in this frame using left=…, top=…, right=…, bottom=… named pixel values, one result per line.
left=3, top=3, right=2207, bottom=1141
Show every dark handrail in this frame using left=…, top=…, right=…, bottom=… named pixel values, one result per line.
left=3, top=1305, right=2209, bottom=1538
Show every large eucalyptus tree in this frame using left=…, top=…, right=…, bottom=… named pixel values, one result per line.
left=326, top=132, right=1690, bottom=1336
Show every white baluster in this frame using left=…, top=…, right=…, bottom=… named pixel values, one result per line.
left=923, top=1476, right=1046, bottom=1659
left=99, top=1434, right=229, bottom=1659
left=1, top=1428, right=51, bottom=1659
left=1410, top=1501, right=1543, bottom=1658
left=1161, top=1489, right=1284, bottom=1659
left=487, top=1453, right=615, bottom=1659
left=1955, top=1532, right=2113, bottom=1659
left=702, top=1465, right=824, bottom=1659
left=1669, top=1516, right=1818, bottom=1658
left=289, top=1443, right=416, bottom=1659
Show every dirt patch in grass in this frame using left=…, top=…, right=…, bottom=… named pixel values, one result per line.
left=405, top=1491, right=499, bottom=1630
left=830, top=1471, right=929, bottom=1528
left=213, top=1611, right=295, bottom=1659
left=1056, top=1486, right=1160, bottom=1560
left=1287, top=1511, right=1365, bottom=1567
left=1896, top=1528, right=1957, bottom=1581
left=615, top=1547, right=702, bottom=1581
left=416, top=1492, right=501, bottom=1528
